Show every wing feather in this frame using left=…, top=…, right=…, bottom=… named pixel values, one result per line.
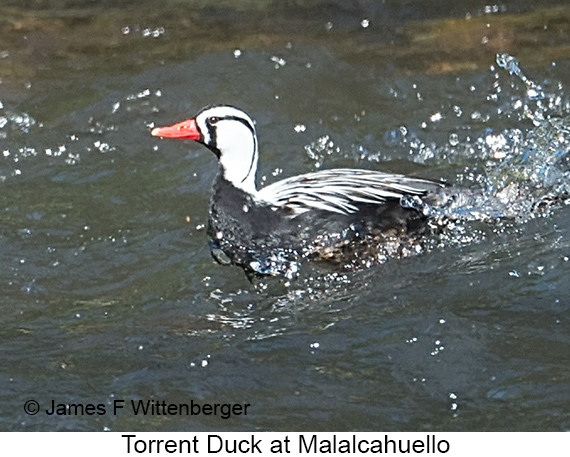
left=257, top=169, right=441, bottom=217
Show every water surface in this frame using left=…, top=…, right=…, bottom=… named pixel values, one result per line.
left=1, top=0, right=570, bottom=432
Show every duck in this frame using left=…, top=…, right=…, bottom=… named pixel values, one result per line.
left=151, top=105, right=453, bottom=278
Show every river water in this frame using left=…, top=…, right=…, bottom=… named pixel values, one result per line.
left=1, top=0, right=570, bottom=431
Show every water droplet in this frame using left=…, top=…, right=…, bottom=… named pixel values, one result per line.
left=152, top=27, right=164, bottom=38
left=430, top=112, right=443, bottom=123
left=270, top=55, right=286, bottom=68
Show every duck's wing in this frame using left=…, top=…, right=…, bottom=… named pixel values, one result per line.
left=257, top=168, right=443, bottom=217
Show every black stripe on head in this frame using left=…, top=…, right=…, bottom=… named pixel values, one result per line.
left=213, top=115, right=255, bottom=135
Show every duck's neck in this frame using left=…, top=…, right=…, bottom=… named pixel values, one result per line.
left=216, top=131, right=258, bottom=195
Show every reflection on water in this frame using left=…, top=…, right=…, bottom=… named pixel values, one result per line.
left=1, top=0, right=570, bottom=432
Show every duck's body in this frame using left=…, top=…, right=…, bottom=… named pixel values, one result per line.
left=152, top=105, right=451, bottom=276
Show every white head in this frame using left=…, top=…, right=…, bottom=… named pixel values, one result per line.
left=152, top=105, right=259, bottom=194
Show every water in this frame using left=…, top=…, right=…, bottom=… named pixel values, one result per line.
left=1, top=0, right=570, bottom=432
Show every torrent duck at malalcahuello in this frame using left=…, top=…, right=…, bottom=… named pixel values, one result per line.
left=152, top=105, right=456, bottom=278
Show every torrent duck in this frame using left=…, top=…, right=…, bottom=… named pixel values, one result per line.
left=152, top=105, right=451, bottom=278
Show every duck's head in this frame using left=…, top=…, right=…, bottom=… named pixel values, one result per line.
left=152, top=105, right=259, bottom=194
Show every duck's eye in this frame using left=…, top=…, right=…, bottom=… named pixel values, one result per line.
left=209, top=116, right=219, bottom=125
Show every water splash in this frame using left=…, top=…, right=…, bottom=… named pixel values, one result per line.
left=304, top=135, right=339, bottom=169
left=407, top=54, right=570, bottom=228
left=476, top=56, right=569, bottom=217
left=496, top=53, right=545, bottom=101
left=0, top=103, right=37, bottom=138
